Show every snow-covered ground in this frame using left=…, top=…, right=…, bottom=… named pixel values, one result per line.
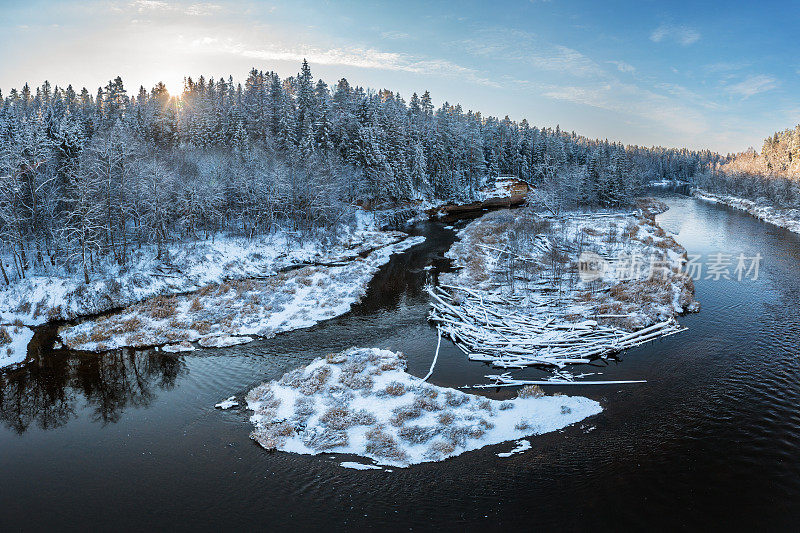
left=0, top=218, right=409, bottom=327
left=60, top=236, right=425, bottom=352
left=694, top=189, right=800, bottom=235
left=429, top=202, right=698, bottom=380
left=441, top=202, right=697, bottom=331
left=0, top=324, right=34, bottom=369
left=245, top=348, right=601, bottom=467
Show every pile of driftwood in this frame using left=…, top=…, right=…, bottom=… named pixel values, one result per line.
left=428, top=285, right=685, bottom=372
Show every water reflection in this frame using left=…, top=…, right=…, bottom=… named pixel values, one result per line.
left=0, top=343, right=186, bottom=434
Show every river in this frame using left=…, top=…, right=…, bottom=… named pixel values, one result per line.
left=1, top=193, right=799, bottom=530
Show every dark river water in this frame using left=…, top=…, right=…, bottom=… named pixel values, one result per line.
left=2, top=194, right=800, bottom=531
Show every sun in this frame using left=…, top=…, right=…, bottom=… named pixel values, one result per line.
left=164, top=78, right=185, bottom=98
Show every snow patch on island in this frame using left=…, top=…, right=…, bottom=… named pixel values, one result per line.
left=0, top=324, right=34, bottom=370
left=497, top=439, right=531, bottom=458
left=198, top=335, right=253, bottom=348
left=162, top=341, right=196, bottom=353
left=215, top=396, right=239, bottom=409
left=245, top=347, right=601, bottom=467
left=340, top=461, right=382, bottom=470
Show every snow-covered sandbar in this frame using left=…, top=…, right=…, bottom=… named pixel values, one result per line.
left=245, top=347, right=601, bottom=467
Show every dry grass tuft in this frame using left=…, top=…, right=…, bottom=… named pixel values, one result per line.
left=189, top=297, right=203, bottom=312
left=298, top=367, right=332, bottom=395
left=426, top=440, right=456, bottom=458
left=0, top=327, right=11, bottom=346
left=319, top=406, right=355, bottom=430
left=325, top=352, right=347, bottom=364
left=119, top=316, right=143, bottom=333
left=383, top=381, right=406, bottom=396
left=303, top=427, right=349, bottom=450
left=623, top=222, right=640, bottom=239
left=250, top=421, right=296, bottom=450
left=191, top=320, right=212, bottom=335
left=517, top=384, right=545, bottom=399
left=89, top=326, right=111, bottom=343
left=444, top=390, right=470, bottom=407
left=390, top=405, right=422, bottom=427
left=365, top=426, right=408, bottom=462
left=412, top=395, right=443, bottom=412
left=147, top=296, right=178, bottom=319
left=437, top=412, right=455, bottom=425
left=398, top=425, right=437, bottom=444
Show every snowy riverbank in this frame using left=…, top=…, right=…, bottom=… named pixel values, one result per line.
left=0, top=216, right=410, bottom=328
left=60, top=236, right=424, bottom=352
left=0, top=324, right=35, bottom=369
left=694, top=189, right=800, bottom=235
left=245, top=347, right=601, bottom=467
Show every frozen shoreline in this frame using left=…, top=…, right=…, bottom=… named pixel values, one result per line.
left=60, top=236, right=425, bottom=352
left=245, top=347, right=601, bottom=467
left=693, top=189, right=800, bottom=235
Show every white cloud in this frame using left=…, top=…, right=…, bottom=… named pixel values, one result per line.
left=380, top=31, right=410, bottom=40
left=185, top=3, right=223, bottom=16
left=191, top=38, right=500, bottom=87
left=608, top=60, right=635, bottom=73
left=726, top=75, right=778, bottom=97
left=650, top=24, right=700, bottom=46
left=541, top=79, right=710, bottom=137
left=461, top=30, right=604, bottom=78
left=130, top=0, right=169, bottom=11
left=129, top=1, right=222, bottom=16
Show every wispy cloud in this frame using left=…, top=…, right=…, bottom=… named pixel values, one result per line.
left=129, top=1, right=222, bottom=16
left=461, top=30, right=604, bottom=78
left=726, top=75, right=778, bottom=97
left=608, top=60, right=635, bottom=73
left=192, top=37, right=500, bottom=87
left=706, top=61, right=749, bottom=72
left=650, top=24, right=700, bottom=46
left=130, top=0, right=169, bottom=11
left=185, top=3, right=223, bottom=16
left=380, top=31, right=410, bottom=40
left=540, top=79, right=710, bottom=136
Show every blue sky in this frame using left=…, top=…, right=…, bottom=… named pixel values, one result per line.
left=1, top=0, right=798, bottom=153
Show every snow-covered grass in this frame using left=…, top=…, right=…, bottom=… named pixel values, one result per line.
left=60, top=236, right=425, bottom=352
left=441, top=200, right=697, bottom=331
left=0, top=324, right=34, bottom=369
left=694, top=189, right=800, bottom=235
left=245, top=347, right=601, bottom=467
left=0, top=220, right=410, bottom=327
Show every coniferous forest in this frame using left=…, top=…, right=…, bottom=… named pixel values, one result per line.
left=0, top=60, right=722, bottom=283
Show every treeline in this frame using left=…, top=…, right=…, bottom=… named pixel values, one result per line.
left=0, top=60, right=717, bottom=284
left=694, top=124, right=800, bottom=208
